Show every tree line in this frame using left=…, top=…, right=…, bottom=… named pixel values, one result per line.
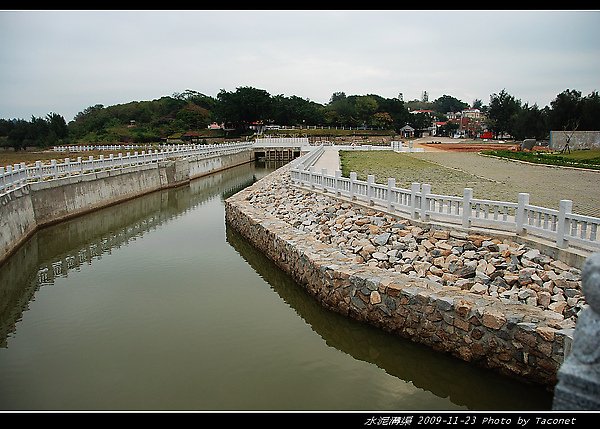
left=1, top=87, right=598, bottom=150
left=0, top=113, right=69, bottom=151
left=487, top=89, right=600, bottom=140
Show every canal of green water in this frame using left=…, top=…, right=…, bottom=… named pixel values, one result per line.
left=0, top=162, right=553, bottom=411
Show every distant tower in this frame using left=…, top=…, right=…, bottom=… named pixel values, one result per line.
left=398, top=93, right=404, bottom=102
left=422, top=91, right=429, bottom=102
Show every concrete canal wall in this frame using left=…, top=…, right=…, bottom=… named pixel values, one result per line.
left=0, top=149, right=253, bottom=265
left=225, top=165, right=575, bottom=387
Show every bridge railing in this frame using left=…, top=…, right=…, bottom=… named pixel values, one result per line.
left=289, top=165, right=600, bottom=252
left=0, top=142, right=253, bottom=197
left=290, top=145, right=325, bottom=172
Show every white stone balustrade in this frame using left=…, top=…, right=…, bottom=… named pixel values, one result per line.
left=289, top=156, right=600, bottom=252
left=1, top=142, right=253, bottom=197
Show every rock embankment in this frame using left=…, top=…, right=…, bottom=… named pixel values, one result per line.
left=244, top=170, right=584, bottom=330
left=227, top=165, right=586, bottom=385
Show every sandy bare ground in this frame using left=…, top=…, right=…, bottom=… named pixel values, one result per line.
left=411, top=136, right=518, bottom=152
left=407, top=138, right=600, bottom=217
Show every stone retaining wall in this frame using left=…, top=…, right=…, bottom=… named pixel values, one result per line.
left=0, top=150, right=253, bottom=265
left=225, top=166, right=575, bottom=387
left=549, top=130, right=600, bottom=150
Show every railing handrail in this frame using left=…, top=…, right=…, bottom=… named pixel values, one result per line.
left=289, top=145, right=324, bottom=171
left=0, top=142, right=253, bottom=197
left=289, top=156, right=600, bottom=252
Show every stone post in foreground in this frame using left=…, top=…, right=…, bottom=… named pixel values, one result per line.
left=553, top=252, right=600, bottom=410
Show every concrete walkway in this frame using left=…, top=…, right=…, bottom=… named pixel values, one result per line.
left=312, top=146, right=340, bottom=173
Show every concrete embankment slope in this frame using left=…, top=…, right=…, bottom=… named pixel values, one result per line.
left=225, top=164, right=574, bottom=387
left=0, top=150, right=253, bottom=265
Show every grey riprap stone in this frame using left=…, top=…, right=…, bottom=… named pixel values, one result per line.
left=521, top=139, right=536, bottom=150
left=350, top=296, right=367, bottom=310
left=435, top=296, right=454, bottom=312
left=373, top=232, right=391, bottom=246
left=553, top=252, right=600, bottom=410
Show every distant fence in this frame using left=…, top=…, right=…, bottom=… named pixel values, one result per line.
left=1, top=142, right=253, bottom=198
left=263, top=125, right=386, bottom=131
left=253, top=137, right=310, bottom=148
left=289, top=153, right=600, bottom=252
left=53, top=144, right=150, bottom=152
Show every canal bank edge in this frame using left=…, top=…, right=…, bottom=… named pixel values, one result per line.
left=224, top=165, right=572, bottom=387
left=0, top=149, right=254, bottom=266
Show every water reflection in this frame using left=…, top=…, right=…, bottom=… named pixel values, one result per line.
left=0, top=163, right=263, bottom=349
left=225, top=225, right=554, bottom=411
left=0, top=159, right=553, bottom=411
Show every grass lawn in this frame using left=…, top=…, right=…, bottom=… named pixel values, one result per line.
left=0, top=149, right=129, bottom=168
left=339, top=150, right=501, bottom=198
left=481, top=149, right=600, bottom=170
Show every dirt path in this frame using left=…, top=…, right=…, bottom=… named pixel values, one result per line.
left=411, top=136, right=518, bottom=152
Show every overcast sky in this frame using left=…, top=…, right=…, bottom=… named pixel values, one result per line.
left=1, top=9, right=599, bottom=122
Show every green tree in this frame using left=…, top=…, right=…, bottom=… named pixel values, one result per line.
left=405, top=99, right=432, bottom=112
left=7, top=119, right=29, bottom=151
left=329, top=92, right=347, bottom=104
left=376, top=96, right=410, bottom=131
left=579, top=91, right=600, bottom=131
left=325, top=95, right=357, bottom=127
left=47, top=112, right=68, bottom=142
left=0, top=119, right=13, bottom=136
left=215, top=86, right=273, bottom=131
left=28, top=116, right=49, bottom=147
left=70, top=104, right=111, bottom=138
left=408, top=112, right=433, bottom=134
left=432, top=95, right=468, bottom=115
left=156, top=96, right=187, bottom=118
left=174, top=90, right=218, bottom=112
left=511, top=104, right=548, bottom=140
left=437, top=121, right=459, bottom=137
left=487, top=89, right=521, bottom=138
left=15, top=86, right=600, bottom=147
left=371, top=112, right=394, bottom=129
left=548, top=89, right=582, bottom=131
left=270, top=95, right=324, bottom=126
left=355, top=96, right=378, bottom=126
left=175, top=103, right=211, bottom=130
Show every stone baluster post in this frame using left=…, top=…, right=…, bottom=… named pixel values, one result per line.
left=50, top=159, right=57, bottom=179
left=516, top=193, right=530, bottom=235
left=557, top=200, right=573, bottom=249
left=349, top=172, right=357, bottom=201
left=421, top=183, right=431, bottom=222
left=553, top=252, right=600, bottom=409
left=334, top=170, right=341, bottom=197
left=410, top=182, right=420, bottom=220
left=462, top=188, right=473, bottom=228
left=387, top=177, right=396, bottom=211
left=367, top=174, right=375, bottom=206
